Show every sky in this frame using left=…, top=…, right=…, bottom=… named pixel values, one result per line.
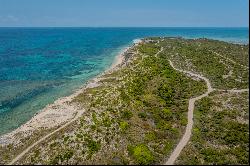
left=0, top=0, right=249, bottom=27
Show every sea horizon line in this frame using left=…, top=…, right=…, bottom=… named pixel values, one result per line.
left=0, top=26, right=249, bottom=29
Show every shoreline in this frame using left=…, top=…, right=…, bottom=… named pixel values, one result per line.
left=0, top=39, right=142, bottom=145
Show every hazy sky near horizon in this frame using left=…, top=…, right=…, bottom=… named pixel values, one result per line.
left=0, top=0, right=249, bottom=27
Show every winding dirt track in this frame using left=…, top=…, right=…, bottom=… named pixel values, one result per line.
left=8, top=108, right=85, bottom=165
left=165, top=60, right=214, bottom=165
left=218, top=89, right=249, bottom=93
left=165, top=60, right=248, bottom=165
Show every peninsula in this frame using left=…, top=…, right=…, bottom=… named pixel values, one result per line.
left=0, top=37, right=249, bottom=165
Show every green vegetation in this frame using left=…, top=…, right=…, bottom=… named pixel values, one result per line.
left=4, top=37, right=248, bottom=165
left=128, top=144, right=154, bottom=165
left=121, top=110, right=133, bottom=120
left=49, top=149, right=74, bottom=164
left=119, top=121, right=129, bottom=132
left=86, top=139, right=101, bottom=155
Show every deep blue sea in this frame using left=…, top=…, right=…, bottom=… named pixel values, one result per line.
left=0, top=27, right=248, bottom=135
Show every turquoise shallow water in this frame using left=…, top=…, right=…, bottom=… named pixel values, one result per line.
left=0, top=27, right=248, bottom=135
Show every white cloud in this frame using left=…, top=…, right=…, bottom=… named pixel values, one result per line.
left=7, top=15, right=19, bottom=22
left=0, top=15, right=19, bottom=22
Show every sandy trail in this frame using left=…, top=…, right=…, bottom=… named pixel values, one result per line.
left=218, top=89, right=249, bottom=93
left=165, top=60, right=214, bottom=165
left=153, top=46, right=214, bottom=164
left=156, top=46, right=164, bottom=56
left=8, top=108, right=85, bottom=165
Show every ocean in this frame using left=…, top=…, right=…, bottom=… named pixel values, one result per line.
left=0, top=27, right=248, bottom=135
